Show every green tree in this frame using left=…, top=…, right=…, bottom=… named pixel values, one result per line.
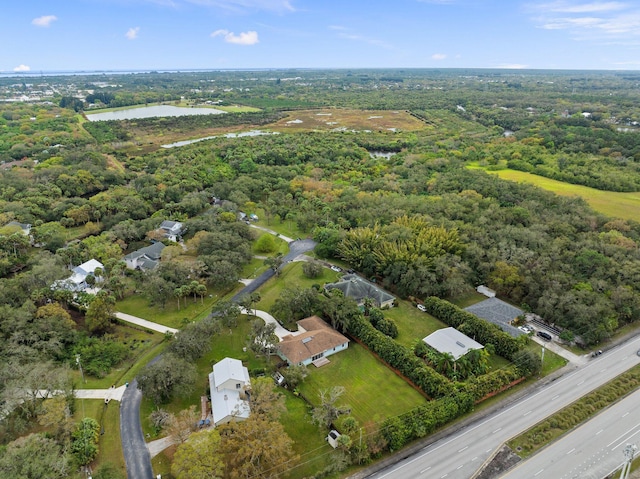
left=0, top=433, right=71, bottom=479
left=311, top=386, right=351, bottom=429
left=137, top=354, right=197, bottom=405
left=254, top=233, right=277, bottom=253
left=172, top=429, right=224, bottom=479
left=247, top=319, right=278, bottom=358
left=264, top=252, right=284, bottom=276
left=71, top=417, right=100, bottom=466
left=85, top=291, right=115, bottom=334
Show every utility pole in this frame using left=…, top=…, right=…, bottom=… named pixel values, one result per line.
left=619, top=443, right=637, bottom=479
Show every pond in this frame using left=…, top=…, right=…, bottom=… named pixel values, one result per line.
left=161, top=130, right=278, bottom=148
left=85, top=104, right=226, bottom=122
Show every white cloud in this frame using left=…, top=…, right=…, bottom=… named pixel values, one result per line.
left=32, top=15, right=57, bottom=27
left=527, top=1, right=640, bottom=39
left=126, top=27, right=141, bottom=39
left=211, top=29, right=259, bottom=45
left=185, top=0, right=293, bottom=13
left=335, top=30, right=393, bottom=50
left=13, top=64, right=31, bottom=72
left=432, top=53, right=447, bottom=60
left=532, top=1, right=627, bottom=13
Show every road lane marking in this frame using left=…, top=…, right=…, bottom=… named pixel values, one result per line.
left=493, top=428, right=502, bottom=434
left=534, top=469, right=544, bottom=476
left=523, top=410, right=532, bottom=416
left=472, top=457, right=478, bottom=461
left=577, top=380, right=585, bottom=385
left=552, top=395, right=559, bottom=400
left=607, top=423, right=640, bottom=448
left=457, top=465, right=463, bottom=470
left=566, top=448, right=575, bottom=454
left=596, top=429, right=603, bottom=435
left=623, top=412, right=630, bottom=417
left=420, top=467, right=431, bottom=474
left=458, top=446, right=468, bottom=452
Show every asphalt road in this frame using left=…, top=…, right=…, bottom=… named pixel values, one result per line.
left=120, top=379, right=154, bottom=479
left=121, top=238, right=316, bottom=479
left=500, top=387, right=640, bottom=479
left=368, top=335, right=640, bottom=479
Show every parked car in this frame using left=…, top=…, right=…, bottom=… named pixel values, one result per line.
left=518, top=326, right=528, bottom=333
left=330, top=265, right=342, bottom=272
left=537, top=331, right=552, bottom=341
left=417, top=304, right=427, bottom=312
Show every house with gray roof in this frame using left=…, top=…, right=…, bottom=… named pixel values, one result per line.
left=464, top=297, right=524, bottom=337
left=124, top=242, right=165, bottom=271
left=422, top=327, right=484, bottom=360
left=325, top=274, right=395, bottom=309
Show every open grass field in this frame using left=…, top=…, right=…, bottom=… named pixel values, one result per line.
left=297, top=343, right=426, bottom=428
left=383, top=302, right=445, bottom=348
left=270, top=109, right=427, bottom=133
left=115, top=288, right=219, bottom=329
left=477, top=167, right=640, bottom=222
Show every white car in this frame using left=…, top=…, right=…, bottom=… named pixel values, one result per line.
left=330, top=265, right=342, bottom=272
left=417, top=304, right=427, bottom=312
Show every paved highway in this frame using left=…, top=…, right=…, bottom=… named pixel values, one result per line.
left=369, top=336, right=640, bottom=479
left=500, top=387, right=640, bottom=479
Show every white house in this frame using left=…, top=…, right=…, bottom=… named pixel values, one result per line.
left=208, top=357, right=251, bottom=427
left=159, top=220, right=183, bottom=242
left=54, top=259, right=104, bottom=292
left=277, top=316, right=349, bottom=366
left=124, top=242, right=165, bottom=271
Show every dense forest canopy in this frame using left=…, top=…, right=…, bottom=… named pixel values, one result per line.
left=1, top=68, right=640, bottom=392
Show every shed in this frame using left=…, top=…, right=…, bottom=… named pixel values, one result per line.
left=422, top=327, right=484, bottom=360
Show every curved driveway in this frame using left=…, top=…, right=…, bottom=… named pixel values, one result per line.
left=121, top=238, right=315, bottom=479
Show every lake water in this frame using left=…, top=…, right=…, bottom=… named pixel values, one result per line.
left=161, top=130, right=278, bottom=148
left=85, top=104, right=226, bottom=122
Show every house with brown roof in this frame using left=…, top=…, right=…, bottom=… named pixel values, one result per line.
left=277, top=316, right=349, bottom=366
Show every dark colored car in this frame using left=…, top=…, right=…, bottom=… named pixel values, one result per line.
left=537, top=331, right=552, bottom=341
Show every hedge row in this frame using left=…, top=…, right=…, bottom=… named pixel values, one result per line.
left=462, top=366, right=523, bottom=402
left=381, top=394, right=474, bottom=451
left=422, top=296, right=521, bottom=360
left=348, top=316, right=456, bottom=399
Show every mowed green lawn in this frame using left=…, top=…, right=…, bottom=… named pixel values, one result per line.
left=481, top=168, right=640, bottom=222
left=383, top=302, right=445, bottom=349
left=298, top=343, right=426, bottom=427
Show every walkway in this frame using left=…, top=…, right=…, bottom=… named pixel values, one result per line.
left=115, top=311, right=178, bottom=335
left=240, top=308, right=302, bottom=341
left=249, top=224, right=294, bottom=243
left=36, top=386, right=127, bottom=401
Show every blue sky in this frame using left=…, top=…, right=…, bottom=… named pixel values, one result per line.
left=3, top=0, right=640, bottom=72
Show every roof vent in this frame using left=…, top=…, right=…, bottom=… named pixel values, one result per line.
left=456, top=341, right=465, bottom=347
left=302, top=337, right=313, bottom=344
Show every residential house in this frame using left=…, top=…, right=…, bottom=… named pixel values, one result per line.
left=54, top=258, right=104, bottom=292
left=422, top=327, right=484, bottom=360
left=325, top=274, right=395, bottom=309
left=124, top=242, right=165, bottom=271
left=4, top=221, right=31, bottom=236
left=277, top=316, right=349, bottom=366
left=464, top=297, right=524, bottom=337
left=208, top=357, right=251, bottom=427
left=158, top=220, right=184, bottom=242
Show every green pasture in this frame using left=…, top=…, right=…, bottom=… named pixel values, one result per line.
left=478, top=167, right=640, bottom=222
left=297, top=343, right=426, bottom=428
